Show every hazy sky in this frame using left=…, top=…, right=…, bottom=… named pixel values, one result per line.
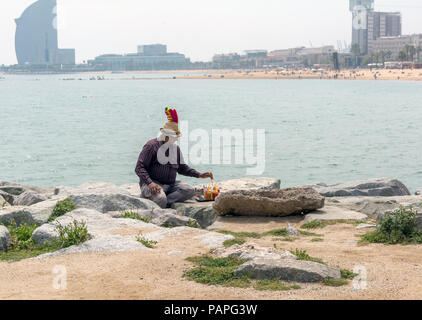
left=1, top=0, right=421, bottom=64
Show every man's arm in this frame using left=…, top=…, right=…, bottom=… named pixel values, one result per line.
left=135, top=144, right=154, bottom=185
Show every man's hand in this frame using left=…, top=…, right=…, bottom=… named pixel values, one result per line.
left=199, top=172, right=214, bottom=180
left=149, top=182, right=162, bottom=196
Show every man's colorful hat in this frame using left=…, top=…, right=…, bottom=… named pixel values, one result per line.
left=160, top=107, right=181, bottom=137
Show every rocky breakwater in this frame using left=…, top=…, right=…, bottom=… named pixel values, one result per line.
left=213, top=187, right=325, bottom=217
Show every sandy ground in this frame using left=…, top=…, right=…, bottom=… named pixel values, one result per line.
left=1, top=215, right=422, bottom=300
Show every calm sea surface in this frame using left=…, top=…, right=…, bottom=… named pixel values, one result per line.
left=0, top=73, right=421, bottom=192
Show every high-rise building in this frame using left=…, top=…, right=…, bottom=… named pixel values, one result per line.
left=349, top=0, right=402, bottom=55
left=350, top=0, right=374, bottom=54
left=15, top=0, right=75, bottom=65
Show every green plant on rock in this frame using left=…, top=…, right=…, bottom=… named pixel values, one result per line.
left=254, top=279, right=301, bottom=291
left=187, top=219, right=200, bottom=229
left=362, top=206, right=422, bottom=245
left=49, top=198, right=77, bottom=222
left=8, top=221, right=38, bottom=250
left=55, top=220, right=91, bottom=248
left=290, top=249, right=326, bottom=264
left=136, top=234, right=157, bottom=248
left=341, top=269, right=358, bottom=280
left=122, top=210, right=152, bottom=223
left=322, top=278, right=349, bottom=287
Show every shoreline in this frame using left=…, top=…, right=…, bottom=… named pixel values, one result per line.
left=2, top=68, right=422, bottom=81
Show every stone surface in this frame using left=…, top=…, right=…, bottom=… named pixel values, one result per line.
left=0, top=195, right=10, bottom=208
left=213, top=244, right=296, bottom=261
left=57, top=182, right=131, bottom=197
left=32, top=208, right=158, bottom=245
left=0, top=226, right=11, bottom=252
left=235, top=258, right=341, bottom=283
left=304, top=206, right=368, bottom=223
left=127, top=208, right=199, bottom=228
left=286, top=224, right=299, bottom=236
left=416, top=188, right=422, bottom=196
left=0, top=184, right=25, bottom=196
left=119, top=183, right=141, bottom=197
left=208, top=178, right=281, bottom=192
left=213, top=187, right=325, bottom=217
left=13, top=191, right=48, bottom=206
left=356, top=224, right=377, bottom=229
left=172, top=201, right=217, bottom=228
left=0, top=206, right=35, bottom=226
left=69, top=193, right=158, bottom=213
left=312, top=178, right=411, bottom=197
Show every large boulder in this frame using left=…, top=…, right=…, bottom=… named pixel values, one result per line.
left=13, top=191, right=47, bottom=206
left=0, top=226, right=11, bottom=252
left=69, top=193, right=158, bottom=213
left=304, top=206, right=368, bottom=223
left=0, top=184, right=25, bottom=196
left=235, top=258, right=341, bottom=283
left=213, top=187, right=325, bottom=217
left=210, top=178, right=281, bottom=192
left=57, top=182, right=131, bottom=197
left=0, top=206, right=35, bottom=226
left=312, top=178, right=410, bottom=197
left=172, top=201, right=217, bottom=228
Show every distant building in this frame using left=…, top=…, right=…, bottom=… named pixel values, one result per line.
left=90, top=45, right=191, bottom=71
left=137, top=44, right=167, bottom=56
left=370, top=34, right=422, bottom=60
left=244, top=50, right=268, bottom=58
left=349, top=0, right=402, bottom=55
left=15, top=0, right=75, bottom=65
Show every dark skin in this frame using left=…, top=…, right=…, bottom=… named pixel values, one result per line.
left=149, top=136, right=214, bottom=195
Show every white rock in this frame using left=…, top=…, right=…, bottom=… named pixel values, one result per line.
left=304, top=206, right=368, bottom=223
left=0, top=226, right=11, bottom=252
left=13, top=191, right=47, bottom=206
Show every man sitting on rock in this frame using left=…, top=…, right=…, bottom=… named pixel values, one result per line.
left=135, top=108, right=213, bottom=208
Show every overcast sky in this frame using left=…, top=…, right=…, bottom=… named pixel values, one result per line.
left=1, top=0, right=421, bottom=64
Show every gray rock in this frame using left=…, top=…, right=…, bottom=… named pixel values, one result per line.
left=32, top=208, right=159, bottom=245
left=213, top=187, right=325, bottom=217
left=57, top=182, right=131, bottom=197
left=0, top=226, right=11, bottom=252
left=119, top=183, right=141, bottom=197
left=149, top=208, right=199, bottom=228
left=235, top=258, right=341, bottom=283
left=38, top=236, right=150, bottom=258
left=13, top=191, right=47, bottom=206
left=312, top=178, right=411, bottom=197
left=213, top=244, right=296, bottom=261
left=0, top=195, right=11, bottom=208
left=0, top=206, right=35, bottom=226
left=0, top=184, right=25, bottom=196
left=69, top=193, right=158, bottom=213
left=172, top=201, right=217, bottom=228
left=25, top=199, right=62, bottom=225
left=208, top=178, right=281, bottom=192
left=304, top=206, right=368, bottom=223
left=286, top=224, right=299, bottom=236
left=416, top=188, right=422, bottom=196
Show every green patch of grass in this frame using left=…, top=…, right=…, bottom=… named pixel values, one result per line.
left=1, top=219, right=92, bottom=262
left=322, top=278, right=349, bottom=287
left=341, top=269, right=358, bottom=280
left=298, top=230, right=323, bottom=237
left=310, top=238, right=324, bottom=242
left=361, top=207, right=422, bottom=245
left=290, top=249, right=326, bottom=264
left=301, top=220, right=360, bottom=230
left=49, top=198, right=77, bottom=222
left=275, top=237, right=296, bottom=242
left=254, top=279, right=301, bottom=291
left=122, top=210, right=152, bottom=223
left=184, top=255, right=250, bottom=287
left=223, top=238, right=246, bottom=248
left=136, top=234, right=157, bottom=248
left=263, top=228, right=288, bottom=237
left=0, top=244, right=58, bottom=262
left=217, top=230, right=261, bottom=239
left=187, top=219, right=200, bottom=229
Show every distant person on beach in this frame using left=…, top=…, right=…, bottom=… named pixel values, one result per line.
left=135, top=108, right=213, bottom=208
